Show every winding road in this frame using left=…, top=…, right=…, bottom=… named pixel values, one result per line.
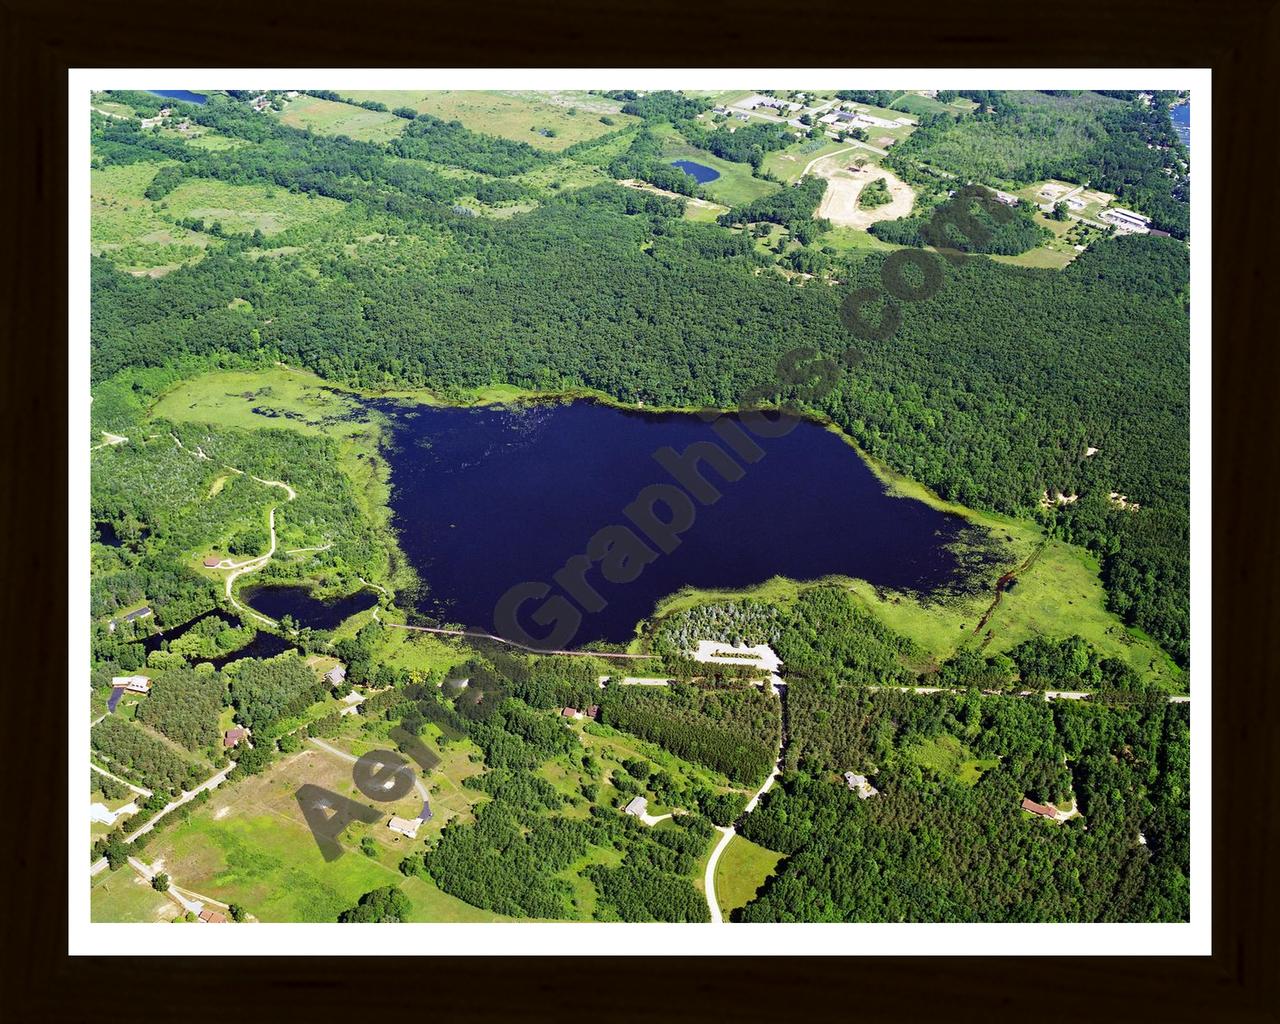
left=703, top=681, right=787, bottom=924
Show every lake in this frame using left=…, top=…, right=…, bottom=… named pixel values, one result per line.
left=147, top=90, right=208, bottom=105
left=374, top=399, right=995, bottom=649
left=239, top=584, right=377, bottom=631
left=671, top=159, right=721, bottom=184
left=1171, top=100, right=1190, bottom=150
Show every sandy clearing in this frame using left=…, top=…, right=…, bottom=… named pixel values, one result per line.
left=813, top=155, right=915, bottom=229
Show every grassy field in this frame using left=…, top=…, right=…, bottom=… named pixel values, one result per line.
left=91, top=163, right=346, bottom=272
left=91, top=867, right=180, bottom=923
left=340, top=90, right=638, bottom=151
left=650, top=124, right=778, bottom=207
left=907, top=734, right=1000, bottom=786
left=142, top=745, right=502, bottom=922
left=90, top=161, right=208, bottom=272
left=274, top=95, right=407, bottom=143
left=161, top=178, right=345, bottom=237
left=762, top=137, right=850, bottom=183
left=715, top=835, right=783, bottom=917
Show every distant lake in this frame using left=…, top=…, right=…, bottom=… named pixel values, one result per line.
left=671, top=159, right=721, bottom=184
left=373, top=399, right=996, bottom=649
left=148, top=90, right=208, bottom=105
left=1171, top=100, right=1190, bottom=150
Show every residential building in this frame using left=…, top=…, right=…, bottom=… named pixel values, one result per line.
left=843, top=771, right=879, bottom=800
left=112, top=675, right=151, bottom=694
left=388, top=815, right=420, bottom=839
left=198, top=909, right=227, bottom=924
left=623, top=796, right=648, bottom=818
left=1021, top=797, right=1059, bottom=819
left=223, top=727, right=246, bottom=748
left=324, top=664, right=347, bottom=687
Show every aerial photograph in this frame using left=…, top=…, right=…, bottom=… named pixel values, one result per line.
left=85, top=84, right=1192, bottom=928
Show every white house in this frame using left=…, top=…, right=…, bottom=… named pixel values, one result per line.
left=111, top=675, right=151, bottom=694
left=388, top=815, right=420, bottom=839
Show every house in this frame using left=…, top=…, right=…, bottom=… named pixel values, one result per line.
left=561, top=707, right=580, bottom=719
left=843, top=771, right=879, bottom=800
left=203, top=555, right=221, bottom=568
left=324, top=664, right=347, bottom=687
left=250, top=94, right=271, bottom=112
left=623, top=796, right=648, bottom=818
left=112, top=675, right=151, bottom=694
left=109, top=606, right=155, bottom=631
left=1021, top=797, right=1059, bottom=819
left=198, top=909, right=227, bottom=923
left=223, top=727, right=246, bottom=748
left=993, top=190, right=1020, bottom=207
left=585, top=705, right=600, bottom=721
left=388, top=815, right=420, bottom=839
left=90, top=802, right=117, bottom=825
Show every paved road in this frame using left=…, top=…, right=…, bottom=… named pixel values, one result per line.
left=89, top=762, right=236, bottom=876
left=373, top=609, right=649, bottom=661
left=91, top=762, right=152, bottom=798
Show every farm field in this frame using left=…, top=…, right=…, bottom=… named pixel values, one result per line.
left=715, top=835, right=784, bottom=917
left=341, top=90, right=638, bottom=151
left=274, top=94, right=407, bottom=143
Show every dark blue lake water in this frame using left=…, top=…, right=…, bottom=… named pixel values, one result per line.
left=240, top=584, right=377, bottom=631
left=148, top=90, right=208, bottom=105
left=139, top=609, right=300, bottom=667
left=671, top=159, right=721, bottom=183
left=374, top=400, right=993, bottom=648
left=1171, top=100, right=1190, bottom=149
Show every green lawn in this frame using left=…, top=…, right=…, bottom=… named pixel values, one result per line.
left=715, top=835, right=783, bottom=917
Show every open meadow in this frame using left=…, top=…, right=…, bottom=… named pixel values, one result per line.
left=274, top=94, right=407, bottom=143
left=341, top=90, right=638, bottom=151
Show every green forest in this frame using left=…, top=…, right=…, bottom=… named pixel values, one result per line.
left=87, top=88, right=1192, bottom=926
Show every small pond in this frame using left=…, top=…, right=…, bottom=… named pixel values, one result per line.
left=239, top=584, right=378, bottom=631
left=671, top=159, right=721, bottom=183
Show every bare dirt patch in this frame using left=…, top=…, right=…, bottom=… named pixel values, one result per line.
left=812, top=156, right=915, bottom=229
